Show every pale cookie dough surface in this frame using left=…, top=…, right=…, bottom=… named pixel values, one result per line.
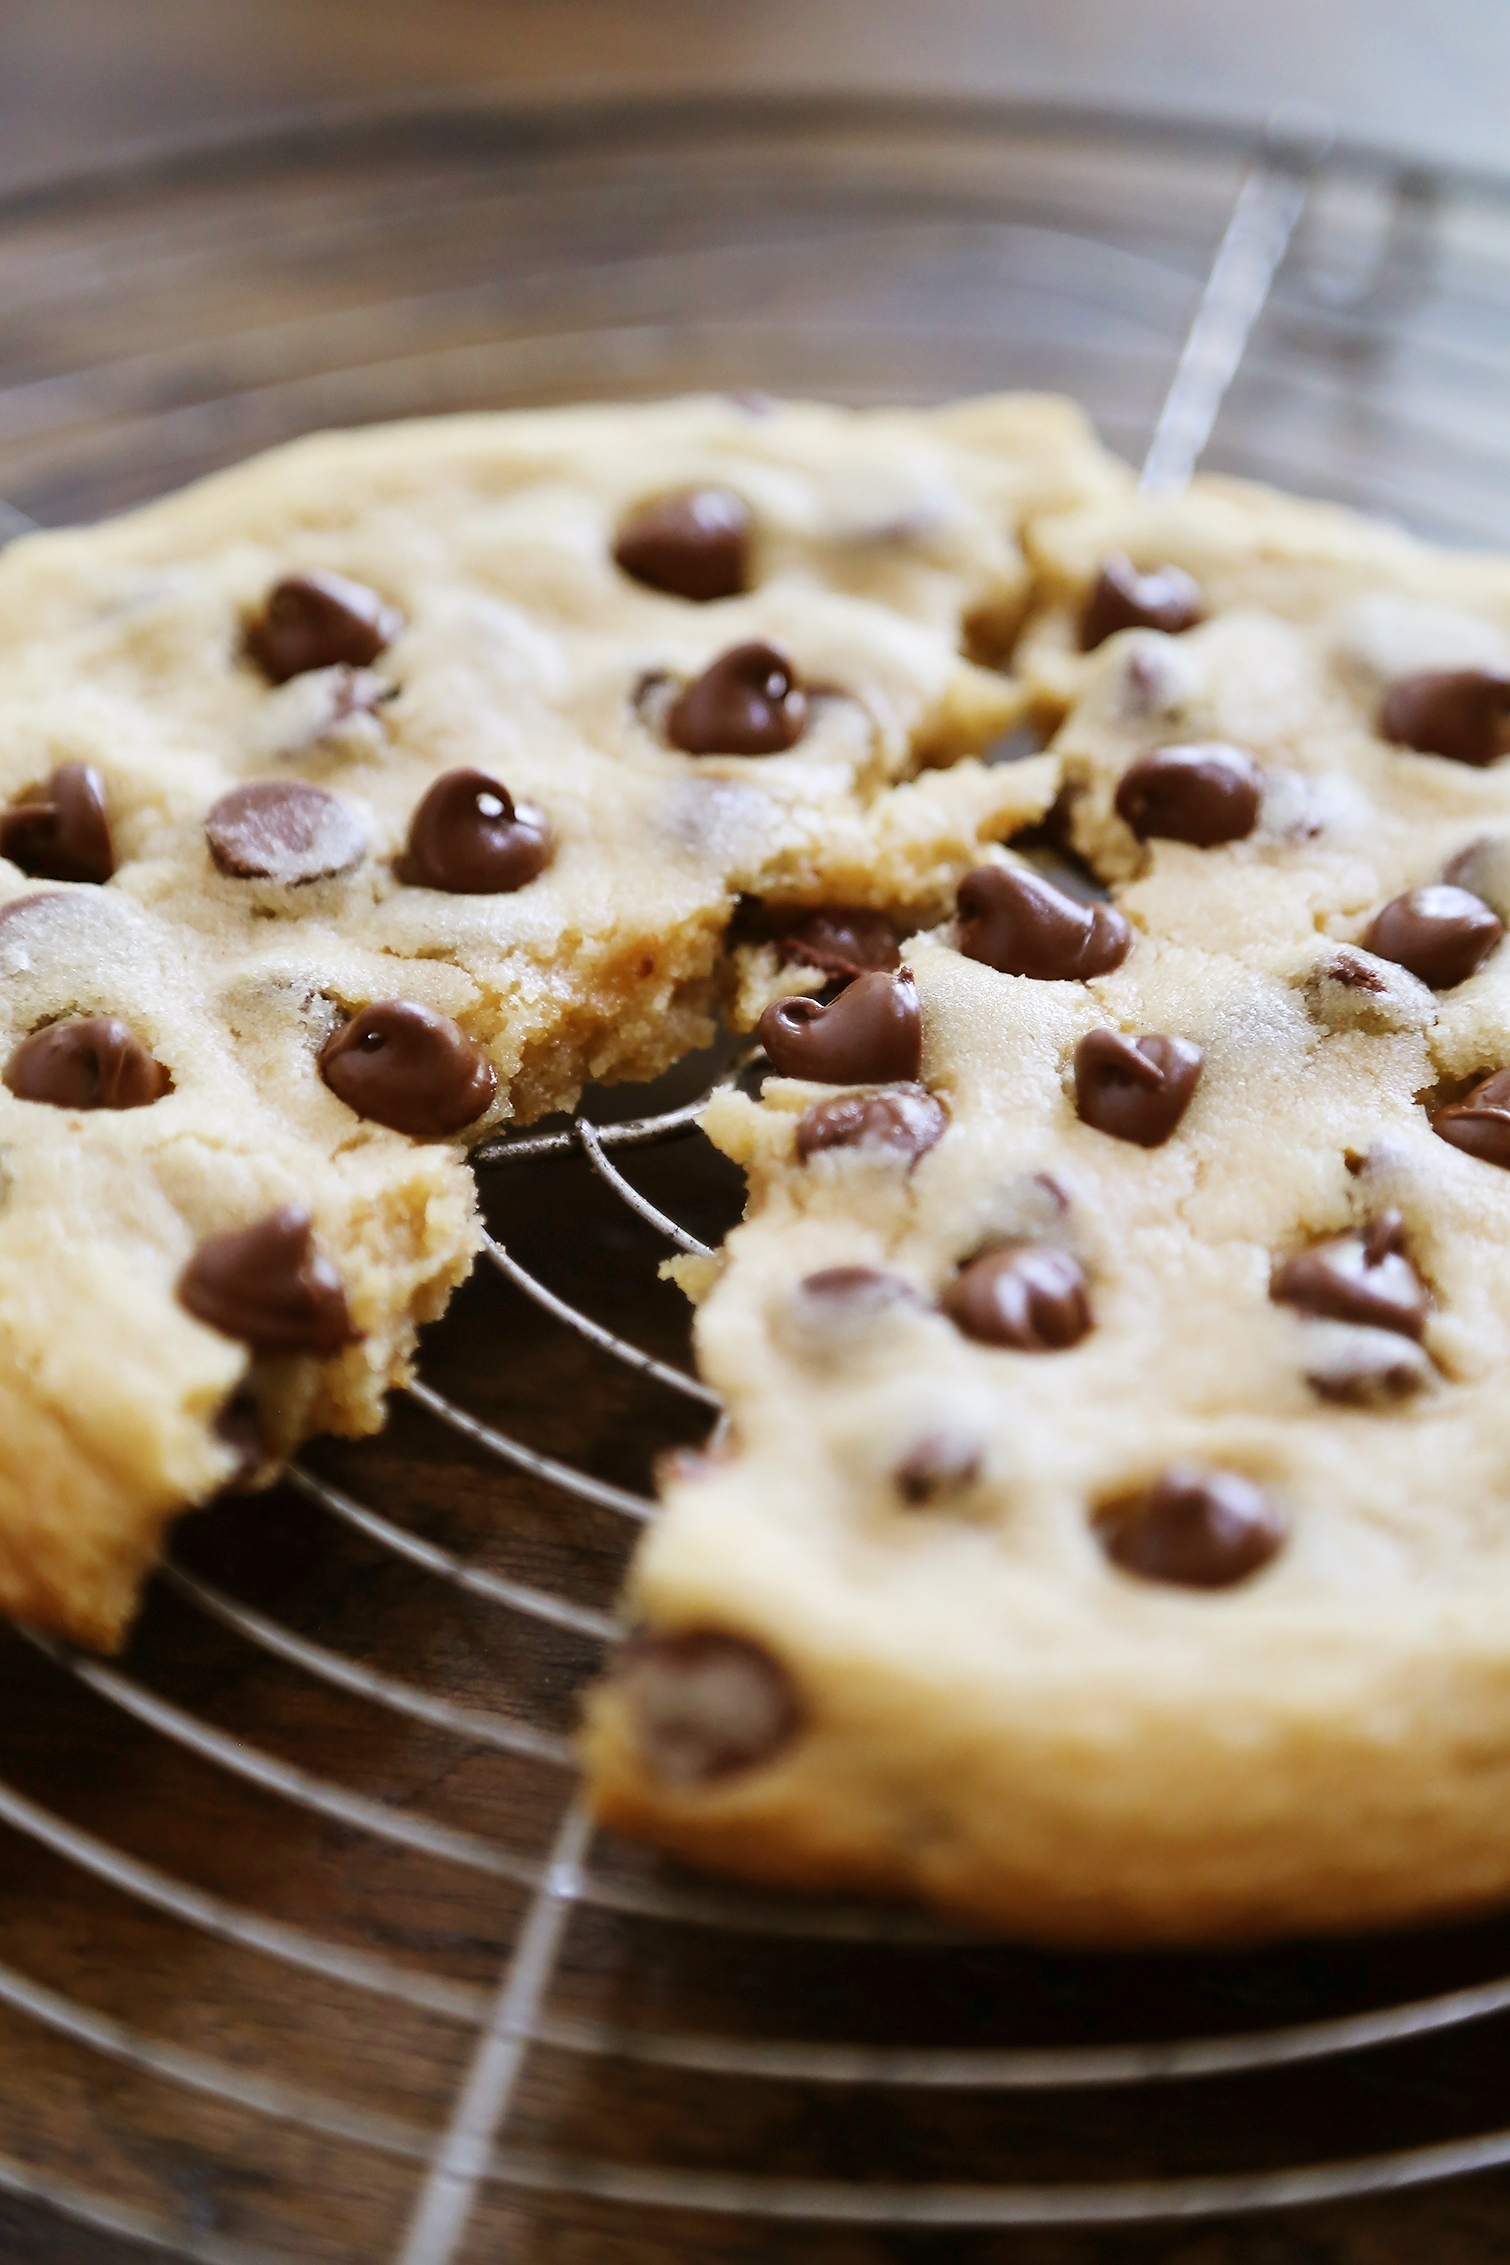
left=0, top=885, right=478, bottom=1649
left=1016, top=475, right=1510, bottom=718
left=0, top=394, right=1116, bottom=1117
left=0, top=391, right=1120, bottom=1649
left=587, top=476, right=1510, bottom=1943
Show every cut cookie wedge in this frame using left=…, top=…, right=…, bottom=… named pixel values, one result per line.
left=0, top=391, right=1121, bottom=1648
left=586, top=464, right=1510, bottom=1943
left=0, top=885, right=479, bottom=1649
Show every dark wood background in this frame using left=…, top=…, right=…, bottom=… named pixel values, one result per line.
left=1, top=0, right=1508, bottom=189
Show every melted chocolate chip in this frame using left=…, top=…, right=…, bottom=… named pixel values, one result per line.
left=206, top=780, right=366, bottom=885
left=1303, top=1324, right=1434, bottom=1409
left=4, top=1017, right=172, bottom=1110
left=1073, top=1029, right=1203, bottom=1147
left=774, top=906, right=900, bottom=980
left=614, top=1628, right=801, bottom=1788
left=613, top=487, right=751, bottom=603
left=398, top=769, right=551, bottom=894
left=943, top=1242, right=1091, bottom=1351
left=1272, top=1211, right=1427, bottom=1340
left=956, top=864, right=1131, bottom=981
left=1443, top=834, right=1510, bottom=917
left=895, top=1429, right=982, bottom=1505
left=319, top=1000, right=496, bottom=1137
left=246, top=572, right=402, bottom=685
left=1027, top=1170, right=1071, bottom=1217
left=797, top=1266, right=920, bottom=1317
left=1380, top=669, right=1510, bottom=767
left=759, top=968, right=922, bottom=1084
left=0, top=891, right=60, bottom=936
left=780, top=1266, right=925, bottom=1366
left=1302, top=946, right=1436, bottom=1037
left=1433, top=1067, right=1510, bottom=1169
left=1096, top=1466, right=1285, bottom=1589
left=1363, top=885, right=1502, bottom=990
left=795, top=1084, right=946, bottom=1164
left=666, top=641, right=807, bottom=755
left=1080, top=554, right=1204, bottom=651
left=1114, top=743, right=1263, bottom=847
left=1324, top=947, right=1387, bottom=994
left=179, top=1204, right=358, bottom=1356
left=0, top=763, right=114, bottom=885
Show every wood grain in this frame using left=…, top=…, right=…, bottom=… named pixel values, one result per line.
left=1, top=0, right=1508, bottom=187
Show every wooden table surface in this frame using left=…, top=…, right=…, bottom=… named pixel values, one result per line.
left=2, top=0, right=1509, bottom=186
left=0, top=26, right=1509, bottom=2264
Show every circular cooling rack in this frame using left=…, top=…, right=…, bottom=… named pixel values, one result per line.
left=6, top=93, right=1510, bottom=2265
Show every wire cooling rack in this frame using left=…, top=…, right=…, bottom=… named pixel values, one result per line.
left=9, top=93, right=1510, bottom=2265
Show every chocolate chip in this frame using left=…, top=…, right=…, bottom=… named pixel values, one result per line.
left=206, top=780, right=366, bottom=885
left=1301, top=946, right=1436, bottom=1036
left=213, top=1391, right=265, bottom=1489
left=1023, top=1170, right=1071, bottom=1219
left=1080, top=554, right=1203, bottom=651
left=179, top=1204, right=358, bottom=1356
left=4, top=1017, right=172, bottom=1110
left=1433, top=1068, right=1510, bottom=1169
left=246, top=572, right=402, bottom=685
left=779, top=1265, right=925, bottom=1365
left=0, top=763, right=114, bottom=884
left=1302, top=1323, right=1434, bottom=1408
left=895, top=1429, right=982, bottom=1505
left=1115, top=637, right=1203, bottom=723
left=1096, top=1466, right=1285, bottom=1588
left=1114, top=743, right=1263, bottom=847
left=666, top=641, right=807, bottom=755
left=319, top=1000, right=496, bottom=1137
left=759, top=968, right=922, bottom=1084
left=613, top=487, right=751, bottom=603
left=1325, top=948, right=1387, bottom=993
left=1073, top=1029, right=1203, bottom=1147
left=0, top=891, right=61, bottom=936
left=773, top=906, right=900, bottom=980
left=943, top=1243, right=1091, bottom=1351
left=797, top=1266, right=920, bottom=1317
left=614, top=1628, right=801, bottom=1787
left=957, top=864, right=1131, bottom=981
left=795, top=1084, right=946, bottom=1164
left=398, top=769, right=551, bottom=894
left=1272, top=1211, right=1427, bottom=1340
left=1443, top=834, right=1510, bottom=919
left=1380, top=669, right=1510, bottom=767
left=1363, top=885, right=1502, bottom=990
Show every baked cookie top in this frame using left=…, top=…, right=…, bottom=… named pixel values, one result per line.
left=586, top=477, right=1510, bottom=1943
left=0, top=390, right=1121, bottom=1649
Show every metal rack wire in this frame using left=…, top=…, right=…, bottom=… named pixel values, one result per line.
left=5, top=92, right=1510, bottom=2265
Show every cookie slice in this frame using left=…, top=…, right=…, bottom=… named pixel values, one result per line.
left=0, top=885, right=479, bottom=1648
left=0, top=392, right=1121, bottom=1648
left=585, top=924, right=1510, bottom=1941
left=0, top=395, right=1118, bottom=1127
left=585, top=474, right=1510, bottom=1940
